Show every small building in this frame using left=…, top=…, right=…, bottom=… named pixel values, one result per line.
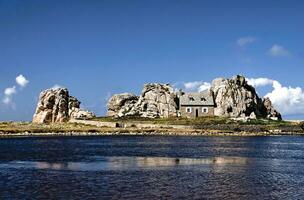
left=179, top=91, right=215, bottom=118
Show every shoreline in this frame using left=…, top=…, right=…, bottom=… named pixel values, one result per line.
left=1, top=129, right=304, bottom=138
left=1, top=118, right=303, bottom=138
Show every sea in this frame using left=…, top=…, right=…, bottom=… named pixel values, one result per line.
left=1, top=135, right=304, bottom=199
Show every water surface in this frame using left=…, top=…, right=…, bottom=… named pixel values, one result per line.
left=1, top=136, right=304, bottom=199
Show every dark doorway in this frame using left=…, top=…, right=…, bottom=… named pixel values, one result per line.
left=195, top=109, right=199, bottom=117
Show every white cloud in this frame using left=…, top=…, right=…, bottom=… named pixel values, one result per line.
left=2, top=86, right=16, bottom=105
left=2, top=96, right=12, bottom=104
left=4, top=86, right=16, bottom=96
left=265, top=81, right=304, bottom=116
left=237, top=36, right=256, bottom=47
left=247, top=78, right=274, bottom=87
left=184, top=81, right=211, bottom=92
left=184, top=81, right=203, bottom=90
left=51, top=84, right=63, bottom=89
left=247, top=77, right=304, bottom=116
left=2, top=74, right=29, bottom=107
left=268, top=44, right=290, bottom=57
left=198, top=82, right=211, bottom=92
left=16, top=74, right=29, bottom=88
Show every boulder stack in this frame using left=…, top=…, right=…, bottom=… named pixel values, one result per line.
left=68, top=96, right=95, bottom=120
left=107, top=83, right=178, bottom=118
left=33, top=88, right=95, bottom=124
left=107, top=93, right=139, bottom=117
left=210, top=75, right=282, bottom=120
left=107, top=75, right=282, bottom=120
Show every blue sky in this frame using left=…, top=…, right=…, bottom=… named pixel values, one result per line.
left=1, top=0, right=304, bottom=121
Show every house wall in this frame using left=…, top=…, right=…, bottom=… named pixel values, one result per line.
left=180, top=106, right=214, bottom=118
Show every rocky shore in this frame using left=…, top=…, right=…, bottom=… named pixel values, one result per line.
left=1, top=129, right=304, bottom=138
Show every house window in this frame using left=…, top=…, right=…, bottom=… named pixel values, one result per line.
left=186, top=107, right=192, bottom=113
left=202, top=107, right=208, bottom=113
left=189, top=97, right=195, bottom=101
left=201, top=97, right=206, bottom=101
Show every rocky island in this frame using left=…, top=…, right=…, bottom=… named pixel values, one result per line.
left=107, top=75, right=281, bottom=121
left=1, top=75, right=303, bottom=137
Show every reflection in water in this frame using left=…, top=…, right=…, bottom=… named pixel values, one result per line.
left=2, top=156, right=249, bottom=171
left=133, top=156, right=248, bottom=167
left=2, top=136, right=304, bottom=199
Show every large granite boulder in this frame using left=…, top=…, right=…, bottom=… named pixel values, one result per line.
left=210, top=75, right=282, bottom=120
left=107, top=93, right=139, bottom=117
left=133, top=83, right=178, bottom=118
left=33, top=88, right=69, bottom=123
left=107, top=83, right=178, bottom=118
left=33, top=88, right=95, bottom=123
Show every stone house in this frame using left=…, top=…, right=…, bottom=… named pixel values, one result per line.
left=179, top=91, right=215, bottom=118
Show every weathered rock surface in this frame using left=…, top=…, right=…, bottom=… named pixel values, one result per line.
left=133, top=83, right=178, bottom=118
left=107, top=76, right=281, bottom=120
left=33, top=88, right=95, bottom=123
left=210, top=75, right=282, bottom=120
left=107, top=84, right=178, bottom=118
left=107, top=93, right=139, bottom=117
left=69, top=96, right=95, bottom=120
left=262, top=97, right=282, bottom=120
left=33, top=88, right=69, bottom=123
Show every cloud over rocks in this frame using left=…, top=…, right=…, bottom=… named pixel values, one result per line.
left=184, top=81, right=211, bottom=92
left=247, top=78, right=274, bottom=87
left=265, top=81, right=304, bottom=116
left=51, top=84, right=64, bottom=89
left=247, top=77, right=304, bottom=116
left=268, top=44, right=290, bottom=57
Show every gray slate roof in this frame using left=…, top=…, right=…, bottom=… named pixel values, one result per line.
left=180, top=91, right=215, bottom=106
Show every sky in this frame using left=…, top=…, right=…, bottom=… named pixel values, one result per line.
left=0, top=0, right=304, bottom=121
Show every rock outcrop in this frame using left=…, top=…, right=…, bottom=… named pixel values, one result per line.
left=69, top=96, right=95, bottom=120
left=133, top=83, right=178, bottom=118
left=33, top=88, right=69, bottom=123
left=262, top=97, right=282, bottom=120
left=210, top=75, right=282, bottom=120
left=107, top=83, right=178, bottom=118
left=107, top=93, right=138, bottom=117
left=107, top=75, right=282, bottom=120
left=33, top=88, right=95, bottom=124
